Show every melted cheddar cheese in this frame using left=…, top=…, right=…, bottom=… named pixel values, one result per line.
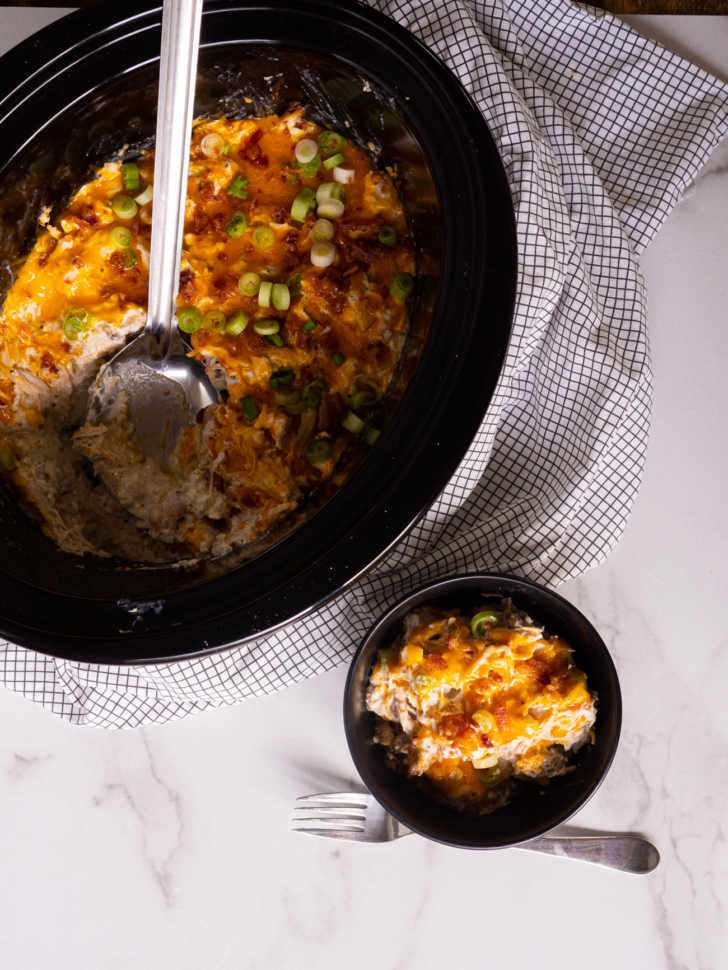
left=0, top=110, right=414, bottom=560
left=367, top=605, right=596, bottom=812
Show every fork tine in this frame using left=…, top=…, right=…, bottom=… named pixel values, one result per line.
left=295, top=792, right=369, bottom=806
left=291, top=816, right=364, bottom=830
left=293, top=814, right=366, bottom=825
left=292, top=827, right=372, bottom=842
left=292, top=806, right=367, bottom=820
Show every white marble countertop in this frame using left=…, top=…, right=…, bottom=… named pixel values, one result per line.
left=0, top=9, right=726, bottom=970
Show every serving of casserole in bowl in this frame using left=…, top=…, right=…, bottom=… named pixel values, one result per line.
left=344, top=574, right=622, bottom=848
left=0, top=0, right=516, bottom=662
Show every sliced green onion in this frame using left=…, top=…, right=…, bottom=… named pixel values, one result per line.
left=122, top=249, right=137, bottom=269
left=332, top=351, right=346, bottom=367
left=240, top=395, right=259, bottom=421
left=62, top=307, right=92, bottom=340
left=269, top=367, right=295, bottom=389
left=351, top=389, right=377, bottom=412
left=302, top=380, right=324, bottom=409
left=363, top=425, right=381, bottom=446
left=227, top=175, right=249, bottom=200
left=177, top=307, right=203, bottom=333
left=470, top=610, right=500, bottom=636
left=266, top=333, right=284, bottom=347
left=239, top=272, right=261, bottom=297
left=333, top=166, right=355, bottom=184
left=318, top=131, right=346, bottom=155
left=201, top=132, right=225, bottom=158
left=223, top=142, right=231, bottom=156
left=316, top=199, right=344, bottom=220
left=272, top=283, right=290, bottom=311
left=253, top=319, right=280, bottom=336
left=378, top=226, right=397, bottom=247
left=110, top=226, right=132, bottom=249
left=290, top=188, right=316, bottom=223
left=302, top=156, right=322, bottom=178
left=122, top=162, right=140, bottom=192
left=135, top=184, right=154, bottom=206
left=311, top=241, right=336, bottom=267
left=305, top=438, right=332, bottom=464
left=287, top=273, right=302, bottom=298
left=274, top=389, right=300, bottom=407
left=226, top=212, right=248, bottom=238
left=0, top=447, right=16, bottom=472
left=253, top=225, right=275, bottom=249
left=302, top=319, right=317, bottom=333
left=342, top=409, right=365, bottom=434
left=203, top=309, right=226, bottom=332
left=111, top=194, right=138, bottom=220
left=312, top=218, right=334, bottom=243
left=225, top=310, right=249, bottom=335
left=258, top=281, right=272, bottom=307
left=315, top=182, right=345, bottom=204
left=323, top=152, right=345, bottom=170
left=295, top=138, right=319, bottom=164
left=390, top=272, right=414, bottom=301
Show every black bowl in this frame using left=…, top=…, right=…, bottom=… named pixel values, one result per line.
left=344, top=573, right=622, bottom=848
left=0, top=1, right=516, bottom=663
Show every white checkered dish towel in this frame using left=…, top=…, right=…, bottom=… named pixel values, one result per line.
left=2, top=0, right=727, bottom=726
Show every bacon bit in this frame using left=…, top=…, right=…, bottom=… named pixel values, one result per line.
left=179, top=269, right=196, bottom=299
left=488, top=670, right=502, bottom=683
left=79, top=205, right=99, bottom=226
left=240, top=128, right=268, bottom=167
left=424, top=653, right=447, bottom=671
left=441, top=713, right=475, bottom=740
left=246, top=331, right=269, bottom=353
left=37, top=239, right=58, bottom=267
left=61, top=341, right=72, bottom=353
left=284, top=230, right=299, bottom=256
left=108, top=251, right=126, bottom=271
left=40, top=352, right=58, bottom=374
left=346, top=240, right=374, bottom=267
left=480, top=734, right=494, bottom=748
left=313, top=276, right=347, bottom=314
left=273, top=207, right=288, bottom=224
left=494, top=703, right=507, bottom=730
left=212, top=275, right=232, bottom=294
left=523, top=656, right=551, bottom=687
left=197, top=180, right=215, bottom=201
left=241, top=128, right=263, bottom=152
left=191, top=211, right=211, bottom=234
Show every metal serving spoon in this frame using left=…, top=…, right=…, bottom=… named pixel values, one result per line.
left=87, top=0, right=218, bottom=457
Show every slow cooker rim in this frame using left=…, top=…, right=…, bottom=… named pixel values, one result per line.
left=0, top=0, right=517, bottom=663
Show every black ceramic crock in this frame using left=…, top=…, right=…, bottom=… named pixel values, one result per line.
left=0, top=1, right=517, bottom=662
left=344, top=574, right=622, bottom=849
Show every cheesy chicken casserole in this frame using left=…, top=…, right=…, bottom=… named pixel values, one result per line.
left=0, top=109, right=413, bottom=562
left=366, top=602, right=597, bottom=812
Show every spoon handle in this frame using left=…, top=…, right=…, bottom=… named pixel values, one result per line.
left=146, top=0, right=203, bottom=352
left=516, top=834, right=660, bottom=873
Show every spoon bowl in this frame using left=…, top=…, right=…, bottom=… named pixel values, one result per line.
left=87, top=329, right=219, bottom=460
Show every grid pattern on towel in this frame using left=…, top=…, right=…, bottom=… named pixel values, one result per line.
left=2, top=0, right=727, bottom=727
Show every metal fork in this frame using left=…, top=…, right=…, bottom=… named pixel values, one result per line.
left=291, top=792, right=659, bottom=873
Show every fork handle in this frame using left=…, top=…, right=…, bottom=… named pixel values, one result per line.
left=516, top=835, right=659, bottom=873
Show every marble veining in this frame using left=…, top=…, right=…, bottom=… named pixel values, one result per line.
left=0, top=9, right=726, bottom=970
